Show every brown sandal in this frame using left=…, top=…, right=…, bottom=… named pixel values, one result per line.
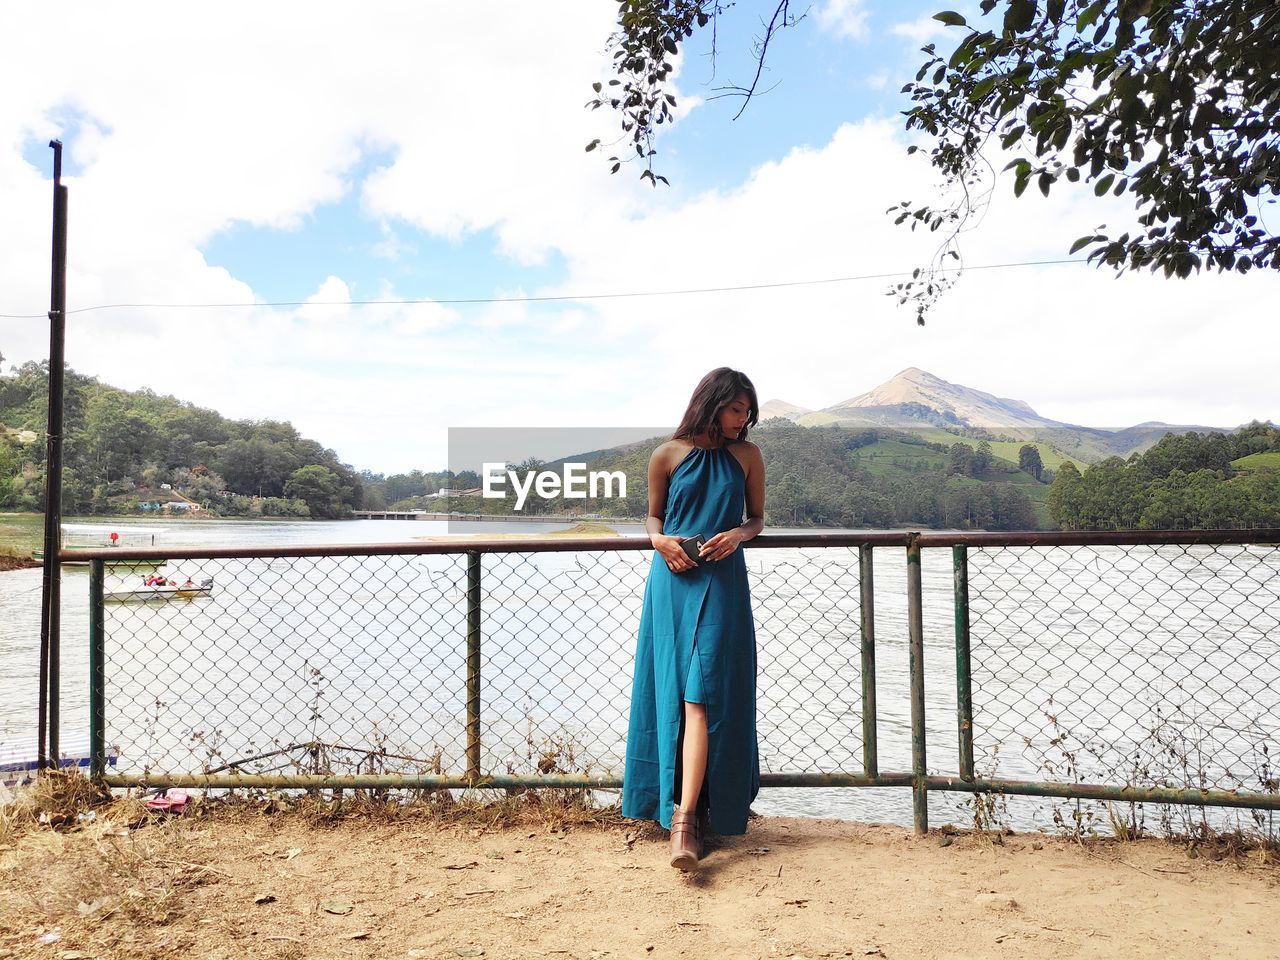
left=669, top=809, right=700, bottom=871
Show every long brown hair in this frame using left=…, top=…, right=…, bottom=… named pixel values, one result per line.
left=672, top=367, right=760, bottom=445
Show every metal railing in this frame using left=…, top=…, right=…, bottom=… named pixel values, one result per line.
left=58, top=530, right=1280, bottom=833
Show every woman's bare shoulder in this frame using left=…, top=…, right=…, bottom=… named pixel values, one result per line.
left=650, top=439, right=692, bottom=468
left=727, top=438, right=763, bottom=475
left=734, top=438, right=764, bottom=462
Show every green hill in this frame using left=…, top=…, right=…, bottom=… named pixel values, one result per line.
left=0, top=358, right=365, bottom=519
left=1048, top=424, right=1280, bottom=529
left=1232, top=451, right=1280, bottom=472
left=15, top=353, right=1265, bottom=534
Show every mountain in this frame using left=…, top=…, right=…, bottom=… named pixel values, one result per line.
left=766, top=368, right=1236, bottom=463
left=826, top=367, right=1049, bottom=429
left=758, top=398, right=811, bottom=421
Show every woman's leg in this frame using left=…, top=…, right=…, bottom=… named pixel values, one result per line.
left=678, top=701, right=708, bottom=812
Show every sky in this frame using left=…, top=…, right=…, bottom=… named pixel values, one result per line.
left=1, top=1, right=1276, bottom=473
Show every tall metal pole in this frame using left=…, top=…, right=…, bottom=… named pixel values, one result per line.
left=38, top=140, right=68, bottom=770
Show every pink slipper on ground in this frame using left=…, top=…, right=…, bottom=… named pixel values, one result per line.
left=144, top=789, right=190, bottom=814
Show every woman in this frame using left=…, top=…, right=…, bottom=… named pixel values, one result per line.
left=622, top=367, right=766, bottom=871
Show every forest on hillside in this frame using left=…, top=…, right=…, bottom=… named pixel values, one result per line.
left=1047, top=424, right=1280, bottom=529
left=380, top=420, right=1047, bottom=530
left=4, top=355, right=1276, bottom=531
left=0, top=358, right=365, bottom=519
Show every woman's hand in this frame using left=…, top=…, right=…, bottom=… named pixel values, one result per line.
left=701, top=528, right=745, bottom=562
left=655, top=534, right=698, bottom=573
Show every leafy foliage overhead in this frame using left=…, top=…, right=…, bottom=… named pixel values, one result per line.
left=591, top=1, right=1279, bottom=322
left=891, top=0, right=1280, bottom=320
left=588, top=1, right=799, bottom=184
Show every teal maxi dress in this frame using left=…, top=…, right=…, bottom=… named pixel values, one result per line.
left=622, top=442, right=760, bottom=835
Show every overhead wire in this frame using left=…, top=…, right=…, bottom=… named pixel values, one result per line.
left=0, top=256, right=1090, bottom=320
left=0, top=256, right=1085, bottom=319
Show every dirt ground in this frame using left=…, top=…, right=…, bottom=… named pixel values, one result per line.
left=3, top=800, right=1279, bottom=960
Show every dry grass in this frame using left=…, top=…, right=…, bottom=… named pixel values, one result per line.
left=0, top=769, right=113, bottom=842
left=0, top=775, right=208, bottom=958
left=3, top=796, right=1277, bottom=960
left=1, top=770, right=622, bottom=847
left=0, top=772, right=624, bottom=959
left=228, top=782, right=625, bottom=833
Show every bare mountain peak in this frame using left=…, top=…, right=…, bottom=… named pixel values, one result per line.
left=830, top=368, right=1047, bottom=429
left=760, top=369, right=1237, bottom=461
left=890, top=366, right=936, bottom=381
left=759, top=398, right=812, bottom=422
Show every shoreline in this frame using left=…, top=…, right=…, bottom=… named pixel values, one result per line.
left=414, top=520, right=623, bottom=542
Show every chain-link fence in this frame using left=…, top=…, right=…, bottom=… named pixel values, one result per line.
left=60, top=531, right=1280, bottom=832
left=99, top=552, right=474, bottom=782
left=966, top=542, right=1280, bottom=797
left=91, top=541, right=877, bottom=786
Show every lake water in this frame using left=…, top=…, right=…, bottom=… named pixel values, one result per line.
left=2, top=517, right=1277, bottom=834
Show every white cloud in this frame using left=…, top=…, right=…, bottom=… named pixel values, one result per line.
left=815, top=0, right=871, bottom=41
left=890, top=15, right=949, bottom=44
left=370, top=223, right=416, bottom=261
left=298, top=276, right=352, bottom=324
left=1, top=2, right=1275, bottom=473
left=540, top=115, right=1278, bottom=439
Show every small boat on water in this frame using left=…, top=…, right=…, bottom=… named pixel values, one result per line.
left=33, top=523, right=169, bottom=570
left=105, top=576, right=215, bottom=602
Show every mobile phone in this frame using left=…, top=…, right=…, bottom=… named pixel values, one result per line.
left=679, top=535, right=705, bottom=564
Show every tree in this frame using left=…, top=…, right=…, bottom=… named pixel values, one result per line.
left=172, top=466, right=228, bottom=505
left=215, top=438, right=296, bottom=498
left=586, top=2, right=803, bottom=185
left=971, top=440, right=994, bottom=477
left=948, top=442, right=974, bottom=476
left=1018, top=444, right=1044, bottom=481
left=83, top=393, right=159, bottom=484
left=284, top=465, right=348, bottom=520
left=771, top=472, right=804, bottom=525
left=593, top=2, right=1280, bottom=322
left=1046, top=460, right=1083, bottom=527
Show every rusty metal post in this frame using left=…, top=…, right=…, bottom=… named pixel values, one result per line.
left=953, top=545, right=975, bottom=781
left=907, top=534, right=928, bottom=834
left=859, top=544, right=877, bottom=778
left=89, top=559, right=106, bottom=780
left=465, top=550, right=482, bottom=781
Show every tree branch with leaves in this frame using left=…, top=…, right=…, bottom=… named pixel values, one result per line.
left=589, top=0, right=1280, bottom=323
left=892, top=0, right=1280, bottom=321
left=586, top=0, right=802, bottom=184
